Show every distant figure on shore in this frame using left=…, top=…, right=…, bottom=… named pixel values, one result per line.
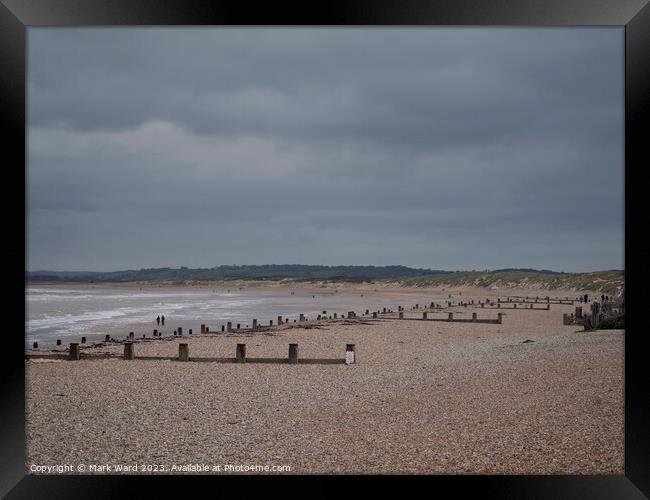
left=584, top=294, right=589, bottom=303
left=156, top=316, right=160, bottom=326
left=601, top=294, right=605, bottom=302
left=161, top=315, right=165, bottom=326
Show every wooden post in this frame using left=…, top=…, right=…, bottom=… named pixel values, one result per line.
left=288, top=344, right=299, bottom=364
left=530, top=303, right=533, bottom=309
left=178, top=343, right=189, bottom=362
left=481, top=303, right=484, bottom=308
left=201, top=324, right=205, bottom=334
left=129, top=332, right=134, bottom=339
left=497, top=303, right=501, bottom=309
left=546, top=304, right=550, bottom=310
left=189, top=329, right=192, bottom=335
left=299, top=314, right=305, bottom=322
left=178, top=327, right=183, bottom=335
left=206, top=327, right=209, bottom=333
left=69, top=343, right=80, bottom=360
left=153, top=329, right=158, bottom=336
left=563, top=313, right=570, bottom=325
left=81, top=336, right=86, bottom=344
left=345, top=344, right=356, bottom=364
left=334, top=313, right=338, bottom=319
left=33, top=342, right=38, bottom=349
left=422, top=312, right=427, bottom=320
left=124, top=342, right=134, bottom=360
left=56, top=339, right=61, bottom=346
left=514, top=304, right=517, bottom=309
left=221, top=325, right=225, bottom=332
left=237, top=323, right=241, bottom=330
left=252, top=319, right=258, bottom=329
left=448, top=312, right=453, bottom=321
left=472, top=312, right=477, bottom=322
left=236, top=343, right=246, bottom=363
left=498, top=313, right=503, bottom=324
left=270, top=320, right=273, bottom=326
left=227, top=322, right=232, bottom=332
left=278, top=316, right=283, bottom=325
left=372, top=312, right=377, bottom=318
left=399, top=312, right=404, bottom=319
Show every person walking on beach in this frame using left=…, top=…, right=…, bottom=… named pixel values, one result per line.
left=156, top=316, right=160, bottom=326
left=161, top=315, right=165, bottom=326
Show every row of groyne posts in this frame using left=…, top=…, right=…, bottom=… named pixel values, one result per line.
left=28, top=294, right=574, bottom=363
left=563, top=298, right=625, bottom=330
left=63, top=340, right=357, bottom=365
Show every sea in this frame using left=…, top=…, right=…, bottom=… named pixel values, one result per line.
left=26, top=284, right=415, bottom=347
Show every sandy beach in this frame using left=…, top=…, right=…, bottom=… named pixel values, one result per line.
left=25, top=286, right=623, bottom=474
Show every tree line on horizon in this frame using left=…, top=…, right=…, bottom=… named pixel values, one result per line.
left=24, top=264, right=585, bottom=283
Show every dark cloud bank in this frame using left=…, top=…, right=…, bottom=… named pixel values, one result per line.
left=27, top=28, right=624, bottom=272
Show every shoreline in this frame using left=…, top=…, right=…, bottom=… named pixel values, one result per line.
left=25, top=291, right=624, bottom=474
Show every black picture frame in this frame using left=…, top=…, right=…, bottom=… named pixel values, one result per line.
left=3, top=1, right=648, bottom=498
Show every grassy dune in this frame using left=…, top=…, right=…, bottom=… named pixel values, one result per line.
left=393, top=270, right=624, bottom=295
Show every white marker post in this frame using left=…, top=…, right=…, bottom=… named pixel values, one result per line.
left=345, top=344, right=356, bottom=365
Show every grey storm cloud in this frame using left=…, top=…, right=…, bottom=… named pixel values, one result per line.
left=27, top=27, right=624, bottom=272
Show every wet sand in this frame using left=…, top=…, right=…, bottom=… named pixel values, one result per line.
left=25, top=287, right=623, bottom=474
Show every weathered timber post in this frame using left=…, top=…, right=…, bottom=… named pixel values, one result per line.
left=153, top=329, right=158, bottom=336
left=124, top=342, right=134, bottom=360
left=345, top=344, right=356, bottom=365
left=178, top=327, right=183, bottom=335
left=252, top=319, right=258, bottom=329
left=372, top=312, right=377, bottom=318
left=278, top=316, right=283, bottom=325
left=129, top=332, right=134, bottom=340
left=178, top=343, right=189, bottom=362
left=497, top=303, right=501, bottom=309
left=270, top=320, right=273, bottom=326
left=546, top=304, right=550, bottom=310
left=69, top=343, right=80, bottom=360
left=221, top=325, right=225, bottom=332
left=514, top=304, right=517, bottom=309
left=236, top=343, right=246, bottom=363
left=288, top=344, right=299, bottom=364
left=201, top=324, right=205, bottom=334
left=299, top=314, right=305, bottom=322
left=422, top=312, right=427, bottom=320
left=206, top=327, right=210, bottom=333
left=189, top=329, right=193, bottom=335
left=227, top=322, right=232, bottom=332
left=399, top=312, right=404, bottom=319
left=237, top=323, right=241, bottom=330
left=529, top=303, right=533, bottom=309
left=498, top=313, right=503, bottom=324
left=481, top=303, right=484, bottom=308
left=448, top=312, right=453, bottom=321
left=472, top=313, right=477, bottom=322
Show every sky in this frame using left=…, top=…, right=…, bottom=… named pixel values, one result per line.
left=27, top=28, right=624, bottom=273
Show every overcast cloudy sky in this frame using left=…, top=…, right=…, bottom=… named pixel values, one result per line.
left=27, top=28, right=623, bottom=272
